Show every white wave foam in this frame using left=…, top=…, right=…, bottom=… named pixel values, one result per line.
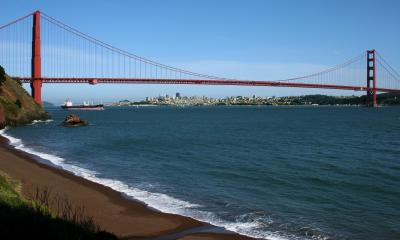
left=30, top=119, right=54, bottom=125
left=0, top=128, right=296, bottom=240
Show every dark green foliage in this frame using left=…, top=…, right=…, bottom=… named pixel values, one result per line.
left=15, top=99, right=22, bottom=108
left=0, top=65, right=5, bottom=86
left=376, top=92, right=400, bottom=105
left=0, top=174, right=117, bottom=240
left=0, top=203, right=117, bottom=240
left=282, top=93, right=400, bottom=106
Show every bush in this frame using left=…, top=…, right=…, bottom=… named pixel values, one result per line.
left=0, top=65, right=5, bottom=86
left=15, top=99, right=22, bottom=109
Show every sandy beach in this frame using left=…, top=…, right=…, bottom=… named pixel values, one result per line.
left=0, top=136, right=253, bottom=240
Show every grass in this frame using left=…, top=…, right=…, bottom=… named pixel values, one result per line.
left=0, top=172, right=117, bottom=240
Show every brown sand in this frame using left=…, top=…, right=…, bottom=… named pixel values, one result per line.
left=0, top=136, right=254, bottom=240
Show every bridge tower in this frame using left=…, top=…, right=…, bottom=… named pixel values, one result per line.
left=31, top=11, right=42, bottom=105
left=366, top=50, right=377, bottom=107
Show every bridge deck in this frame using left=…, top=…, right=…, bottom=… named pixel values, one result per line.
left=15, top=77, right=400, bottom=93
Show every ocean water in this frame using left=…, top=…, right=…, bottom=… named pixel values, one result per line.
left=1, top=106, right=400, bottom=240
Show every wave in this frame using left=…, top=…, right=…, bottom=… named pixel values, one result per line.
left=30, top=119, right=54, bottom=125
left=0, top=128, right=319, bottom=240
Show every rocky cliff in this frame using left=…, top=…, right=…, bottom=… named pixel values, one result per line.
left=0, top=66, right=49, bottom=128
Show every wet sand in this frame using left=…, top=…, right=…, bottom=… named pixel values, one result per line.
left=0, top=136, right=254, bottom=240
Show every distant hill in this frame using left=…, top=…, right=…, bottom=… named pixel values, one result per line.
left=374, top=92, right=400, bottom=105
left=42, top=101, right=55, bottom=107
left=294, top=93, right=400, bottom=106
left=0, top=65, right=49, bottom=127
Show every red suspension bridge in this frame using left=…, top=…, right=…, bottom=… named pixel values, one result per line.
left=1, top=11, right=400, bottom=107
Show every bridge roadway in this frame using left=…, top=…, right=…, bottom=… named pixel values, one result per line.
left=16, top=77, right=400, bottom=93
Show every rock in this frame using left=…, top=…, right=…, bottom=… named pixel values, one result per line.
left=63, top=114, right=88, bottom=126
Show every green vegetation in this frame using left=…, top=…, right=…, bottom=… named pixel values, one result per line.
left=284, top=93, right=400, bottom=106
left=0, top=65, right=49, bottom=126
left=0, top=65, right=5, bottom=85
left=15, top=99, right=22, bottom=108
left=0, top=172, right=117, bottom=240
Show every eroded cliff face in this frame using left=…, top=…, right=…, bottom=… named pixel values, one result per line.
left=0, top=67, right=49, bottom=128
left=0, top=105, right=5, bottom=129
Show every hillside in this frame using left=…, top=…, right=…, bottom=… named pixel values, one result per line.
left=283, top=93, right=400, bottom=106
left=0, top=66, right=49, bottom=127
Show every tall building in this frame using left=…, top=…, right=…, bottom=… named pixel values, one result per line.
left=176, top=92, right=181, bottom=99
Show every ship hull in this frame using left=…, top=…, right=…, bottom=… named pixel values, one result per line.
left=61, top=105, right=104, bottom=110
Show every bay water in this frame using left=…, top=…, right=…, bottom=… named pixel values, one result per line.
left=1, top=106, right=399, bottom=240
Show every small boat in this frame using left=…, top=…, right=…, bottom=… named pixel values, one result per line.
left=61, top=100, right=104, bottom=110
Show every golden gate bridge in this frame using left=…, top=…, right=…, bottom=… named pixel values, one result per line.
left=1, top=11, right=400, bottom=107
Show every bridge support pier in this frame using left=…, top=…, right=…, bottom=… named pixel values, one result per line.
left=31, top=11, right=42, bottom=105
left=366, top=50, right=377, bottom=107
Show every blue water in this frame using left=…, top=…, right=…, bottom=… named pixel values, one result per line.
left=1, top=106, right=400, bottom=240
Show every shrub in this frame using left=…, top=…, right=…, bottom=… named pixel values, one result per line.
left=15, top=99, right=22, bottom=109
left=0, top=65, right=5, bottom=86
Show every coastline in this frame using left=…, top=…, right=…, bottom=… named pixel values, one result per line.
left=0, top=134, right=254, bottom=240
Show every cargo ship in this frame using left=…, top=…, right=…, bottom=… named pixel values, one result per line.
left=61, top=100, right=104, bottom=110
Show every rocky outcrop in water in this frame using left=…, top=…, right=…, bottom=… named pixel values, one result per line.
left=63, top=114, right=88, bottom=126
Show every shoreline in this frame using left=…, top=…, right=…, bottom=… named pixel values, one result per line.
left=0, top=134, right=254, bottom=240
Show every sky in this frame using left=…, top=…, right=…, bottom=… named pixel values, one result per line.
left=1, top=0, right=400, bottom=104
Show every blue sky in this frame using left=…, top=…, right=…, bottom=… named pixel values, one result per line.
left=1, top=0, right=400, bottom=103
